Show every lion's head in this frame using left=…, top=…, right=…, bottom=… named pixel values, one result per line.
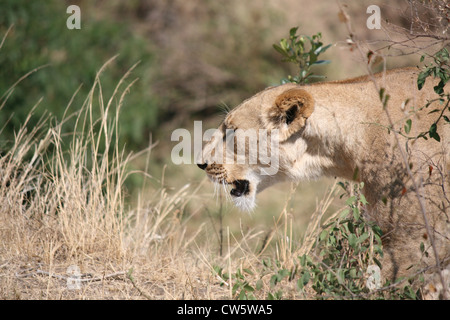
left=197, top=84, right=315, bottom=211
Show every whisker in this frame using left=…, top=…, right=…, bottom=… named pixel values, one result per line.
left=213, top=182, right=220, bottom=205
left=218, top=102, right=231, bottom=115
left=221, top=180, right=231, bottom=203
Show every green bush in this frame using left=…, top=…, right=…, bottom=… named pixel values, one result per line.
left=273, top=27, right=331, bottom=84
left=0, top=0, right=157, bottom=151
left=297, top=182, right=384, bottom=299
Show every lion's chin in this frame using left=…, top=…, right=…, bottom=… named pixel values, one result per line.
left=231, top=192, right=256, bottom=212
left=229, top=179, right=257, bottom=212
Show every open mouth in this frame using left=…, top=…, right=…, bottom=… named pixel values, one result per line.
left=230, top=179, right=250, bottom=197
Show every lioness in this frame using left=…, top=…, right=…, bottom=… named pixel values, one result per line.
left=198, top=67, right=449, bottom=293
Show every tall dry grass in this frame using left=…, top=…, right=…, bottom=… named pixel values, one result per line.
left=0, top=57, right=220, bottom=299
left=0, top=57, right=342, bottom=298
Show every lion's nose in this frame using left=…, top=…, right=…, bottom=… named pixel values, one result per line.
left=197, top=163, right=207, bottom=170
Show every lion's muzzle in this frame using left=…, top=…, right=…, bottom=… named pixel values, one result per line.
left=230, top=179, right=250, bottom=197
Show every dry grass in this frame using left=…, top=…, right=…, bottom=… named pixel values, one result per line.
left=0, top=59, right=343, bottom=299
left=0, top=57, right=211, bottom=299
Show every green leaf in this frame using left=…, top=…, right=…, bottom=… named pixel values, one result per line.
left=309, top=53, right=318, bottom=65
left=372, top=224, right=383, bottom=237
left=300, top=271, right=310, bottom=288
left=417, top=69, right=431, bottom=90
left=280, top=39, right=289, bottom=51
left=232, top=283, right=240, bottom=295
left=383, top=94, right=390, bottom=108
left=347, top=221, right=354, bottom=234
left=348, top=234, right=357, bottom=249
left=346, top=196, right=356, bottom=206
left=403, top=286, right=417, bottom=299
left=404, top=119, right=412, bottom=134
left=379, top=88, right=385, bottom=100
left=329, top=234, right=336, bottom=245
left=352, top=166, right=359, bottom=180
left=359, top=194, right=368, bottom=205
left=311, top=59, right=331, bottom=65
left=337, top=269, right=345, bottom=284
left=213, top=265, right=223, bottom=276
left=256, top=279, right=263, bottom=291
left=337, top=181, right=346, bottom=190
left=289, top=27, right=299, bottom=38
left=299, top=254, right=307, bottom=267
left=243, top=268, right=254, bottom=276
left=244, top=283, right=254, bottom=292
left=273, top=44, right=287, bottom=57
left=279, top=269, right=290, bottom=279
left=352, top=206, right=360, bottom=220
left=321, top=43, right=332, bottom=53
left=429, top=123, right=441, bottom=142
left=313, top=46, right=323, bottom=56
left=300, top=69, right=308, bottom=78
left=263, top=259, right=271, bottom=268
left=359, top=232, right=369, bottom=243
left=434, top=82, right=444, bottom=95
left=373, top=257, right=383, bottom=269
left=270, top=274, right=278, bottom=287
left=339, top=209, right=350, bottom=219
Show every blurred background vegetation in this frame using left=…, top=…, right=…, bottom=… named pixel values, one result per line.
left=1, top=0, right=446, bottom=235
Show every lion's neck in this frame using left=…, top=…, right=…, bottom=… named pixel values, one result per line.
left=286, top=102, right=367, bottom=182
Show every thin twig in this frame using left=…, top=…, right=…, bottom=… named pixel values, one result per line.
left=0, top=24, right=14, bottom=51
left=15, top=269, right=126, bottom=283
left=126, top=269, right=152, bottom=300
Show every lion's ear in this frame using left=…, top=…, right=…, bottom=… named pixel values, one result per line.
left=263, top=88, right=314, bottom=141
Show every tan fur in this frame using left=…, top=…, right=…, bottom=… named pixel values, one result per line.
left=200, top=68, right=450, bottom=287
left=263, top=88, right=314, bottom=141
